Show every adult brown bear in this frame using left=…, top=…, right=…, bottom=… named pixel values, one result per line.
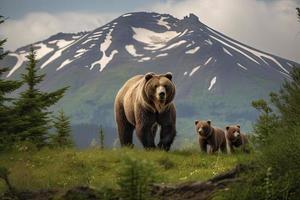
left=114, top=72, right=176, bottom=151
left=225, top=125, right=249, bottom=153
left=194, top=120, right=227, bottom=153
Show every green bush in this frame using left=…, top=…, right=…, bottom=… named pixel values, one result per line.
left=117, top=156, right=157, bottom=200
left=217, top=68, right=300, bottom=200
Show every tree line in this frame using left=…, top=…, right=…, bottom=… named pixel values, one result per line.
left=0, top=16, right=73, bottom=151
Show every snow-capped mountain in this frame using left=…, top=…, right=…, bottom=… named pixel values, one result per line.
left=2, top=12, right=298, bottom=145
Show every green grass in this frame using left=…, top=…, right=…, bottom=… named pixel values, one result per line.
left=0, top=147, right=250, bottom=194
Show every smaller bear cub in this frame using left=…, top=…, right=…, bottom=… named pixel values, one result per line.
left=225, top=125, right=249, bottom=153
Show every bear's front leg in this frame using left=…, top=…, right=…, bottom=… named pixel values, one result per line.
left=199, top=138, right=208, bottom=153
left=157, top=124, right=176, bottom=151
left=136, top=124, right=156, bottom=149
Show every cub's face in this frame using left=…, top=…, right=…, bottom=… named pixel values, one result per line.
left=195, top=120, right=211, bottom=137
left=226, top=125, right=241, bottom=140
left=144, top=72, right=175, bottom=104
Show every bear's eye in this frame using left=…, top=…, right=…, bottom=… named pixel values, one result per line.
left=154, top=84, right=158, bottom=88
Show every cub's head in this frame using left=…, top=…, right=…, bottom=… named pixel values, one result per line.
left=226, top=125, right=241, bottom=140
left=194, top=120, right=212, bottom=137
left=144, top=72, right=175, bottom=106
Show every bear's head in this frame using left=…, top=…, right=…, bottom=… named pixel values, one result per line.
left=143, top=72, right=175, bottom=112
left=194, top=120, right=213, bottom=138
left=226, top=125, right=241, bottom=141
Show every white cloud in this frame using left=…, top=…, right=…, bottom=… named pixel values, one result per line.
left=1, top=12, right=117, bottom=51
left=147, top=0, right=300, bottom=62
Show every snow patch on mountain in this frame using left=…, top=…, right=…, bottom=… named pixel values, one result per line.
left=237, top=63, right=247, bottom=70
left=125, top=45, right=143, bottom=57
left=74, top=49, right=88, bottom=58
left=161, top=40, right=186, bottom=51
left=41, top=34, right=87, bottom=69
left=208, top=76, right=216, bottom=91
left=82, top=38, right=97, bottom=45
left=178, top=29, right=188, bottom=37
left=157, top=16, right=171, bottom=29
left=189, top=66, right=201, bottom=76
left=185, top=46, right=200, bottom=54
left=122, top=13, right=132, bottom=17
left=34, top=43, right=53, bottom=59
left=223, top=47, right=233, bottom=57
left=132, top=27, right=180, bottom=50
left=72, top=35, right=82, bottom=39
left=156, top=53, right=168, bottom=57
left=7, top=53, right=28, bottom=77
left=57, top=59, right=73, bottom=71
left=138, top=57, right=151, bottom=62
left=205, top=39, right=213, bottom=45
left=56, top=40, right=74, bottom=49
left=210, top=35, right=260, bottom=65
left=204, top=57, right=213, bottom=65
left=48, top=40, right=57, bottom=44
left=90, top=29, right=118, bottom=71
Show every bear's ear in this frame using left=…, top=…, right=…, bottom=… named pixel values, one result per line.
left=226, top=126, right=230, bottom=131
left=194, top=120, right=199, bottom=125
left=236, top=124, right=241, bottom=129
left=145, top=72, right=155, bottom=81
left=207, top=120, right=211, bottom=126
left=164, top=72, right=173, bottom=81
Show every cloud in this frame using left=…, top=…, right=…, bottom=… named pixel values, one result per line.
left=1, top=12, right=118, bottom=51
left=147, top=0, right=300, bottom=62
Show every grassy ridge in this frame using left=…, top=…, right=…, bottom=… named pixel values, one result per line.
left=0, top=148, right=249, bottom=194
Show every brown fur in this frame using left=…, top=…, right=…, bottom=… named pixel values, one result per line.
left=225, top=125, right=249, bottom=153
left=194, top=120, right=227, bottom=153
left=114, top=72, right=176, bottom=151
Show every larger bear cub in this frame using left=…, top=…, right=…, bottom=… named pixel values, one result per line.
left=194, top=120, right=227, bottom=153
left=114, top=72, right=176, bottom=151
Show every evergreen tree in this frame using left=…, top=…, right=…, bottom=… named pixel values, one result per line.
left=0, top=15, right=22, bottom=150
left=13, top=47, right=68, bottom=148
left=51, top=110, right=73, bottom=148
left=99, top=126, right=105, bottom=149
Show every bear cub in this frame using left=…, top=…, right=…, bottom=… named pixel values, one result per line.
left=225, top=125, right=249, bottom=153
left=194, top=120, right=227, bottom=153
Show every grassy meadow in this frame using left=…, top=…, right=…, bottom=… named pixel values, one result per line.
left=0, top=147, right=251, bottom=195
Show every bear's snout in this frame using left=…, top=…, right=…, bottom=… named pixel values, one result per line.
left=159, top=91, right=166, bottom=99
left=156, top=86, right=166, bottom=100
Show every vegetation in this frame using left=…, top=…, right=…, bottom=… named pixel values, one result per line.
left=0, top=16, right=22, bottom=151
left=0, top=148, right=245, bottom=198
left=99, top=126, right=105, bottom=149
left=217, top=68, right=300, bottom=200
left=51, top=109, right=74, bottom=148
left=11, top=47, right=68, bottom=148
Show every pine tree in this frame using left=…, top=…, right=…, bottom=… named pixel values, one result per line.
left=13, top=47, right=68, bottom=148
left=99, top=126, right=105, bottom=149
left=0, top=15, right=22, bottom=150
left=51, top=110, right=73, bottom=148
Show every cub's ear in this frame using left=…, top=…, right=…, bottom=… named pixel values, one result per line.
left=226, top=126, right=230, bottom=131
left=194, top=120, right=199, bottom=125
left=164, top=72, right=173, bottom=81
left=207, top=120, right=211, bottom=126
left=145, top=72, right=155, bottom=81
left=236, top=124, right=241, bottom=129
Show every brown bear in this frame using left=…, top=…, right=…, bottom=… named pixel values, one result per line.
left=225, top=125, right=249, bottom=153
left=114, top=72, right=176, bottom=151
left=194, top=120, right=227, bottom=153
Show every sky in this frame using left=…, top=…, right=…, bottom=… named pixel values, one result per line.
left=1, top=0, right=300, bottom=62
